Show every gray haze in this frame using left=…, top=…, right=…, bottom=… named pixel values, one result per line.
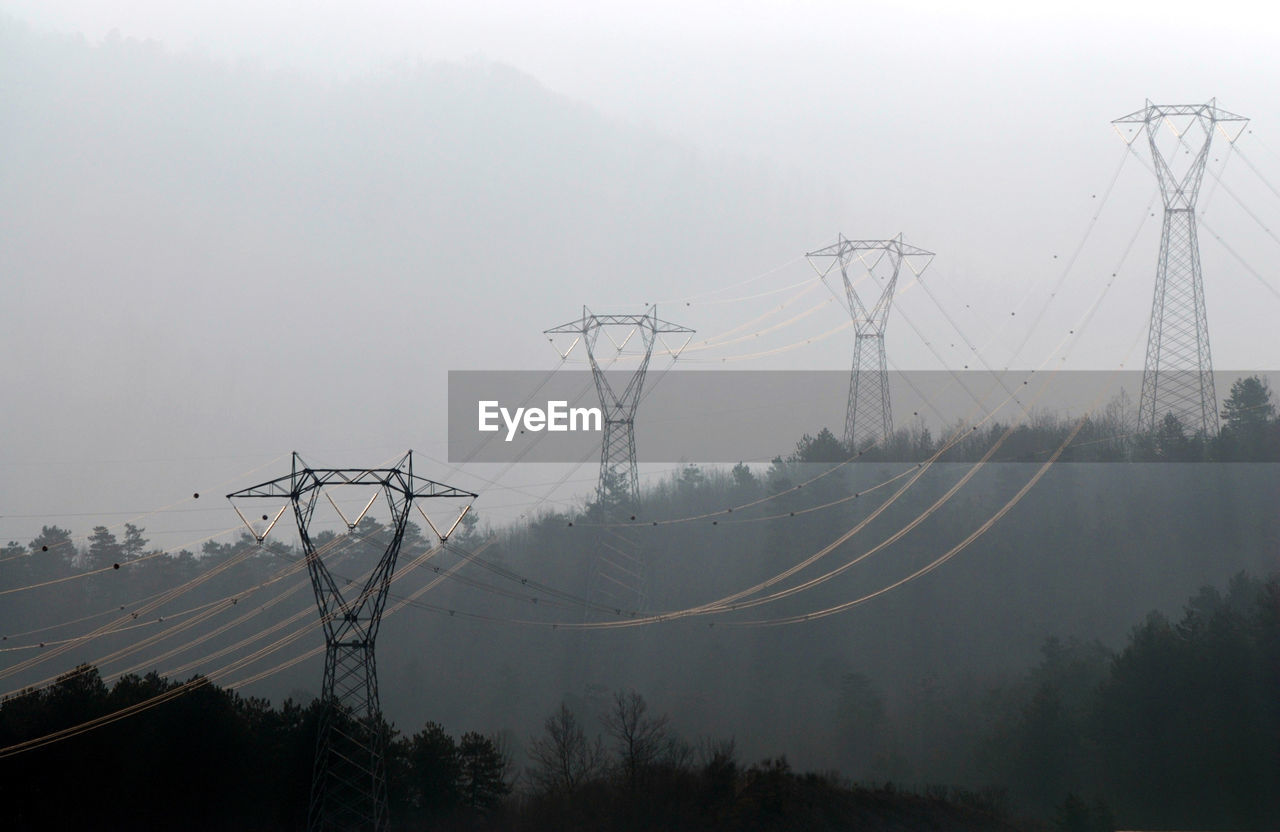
left=4, top=3, right=1280, bottom=547
left=2, top=7, right=1279, bottom=508
left=2, top=2, right=1280, bottom=765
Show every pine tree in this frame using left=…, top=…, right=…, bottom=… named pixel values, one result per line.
left=457, top=731, right=510, bottom=811
left=86, top=526, right=123, bottom=570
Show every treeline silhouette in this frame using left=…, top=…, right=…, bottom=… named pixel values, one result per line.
left=779, top=375, right=1280, bottom=464
left=2, top=573, right=1276, bottom=830
left=0, top=673, right=1011, bottom=831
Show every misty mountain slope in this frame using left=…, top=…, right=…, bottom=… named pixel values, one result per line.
left=0, top=16, right=831, bottom=329
left=292, top=460, right=1277, bottom=775
left=0, top=16, right=844, bottom=476
left=3, top=460, right=1274, bottom=789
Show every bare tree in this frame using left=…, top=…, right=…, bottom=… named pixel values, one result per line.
left=527, top=702, right=605, bottom=794
left=601, top=689, right=671, bottom=790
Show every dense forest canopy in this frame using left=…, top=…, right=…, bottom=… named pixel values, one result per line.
left=2, top=573, right=1276, bottom=830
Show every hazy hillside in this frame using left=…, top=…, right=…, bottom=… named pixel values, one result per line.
left=5, top=461, right=1276, bottom=777
left=0, top=15, right=845, bottom=528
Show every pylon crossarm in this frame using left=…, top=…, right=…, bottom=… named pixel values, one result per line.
left=806, top=237, right=935, bottom=260
left=406, top=478, right=476, bottom=499
left=545, top=312, right=694, bottom=337
left=806, top=235, right=934, bottom=328
left=225, top=473, right=300, bottom=499
left=1114, top=100, right=1250, bottom=152
left=307, top=468, right=474, bottom=499
left=227, top=470, right=475, bottom=502
left=1113, top=100, right=1248, bottom=124
left=854, top=246, right=889, bottom=275
left=804, top=251, right=838, bottom=280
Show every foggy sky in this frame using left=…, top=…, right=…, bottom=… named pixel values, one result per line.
left=2, top=1, right=1280, bottom=550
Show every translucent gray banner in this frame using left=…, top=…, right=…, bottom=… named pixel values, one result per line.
left=447, top=370, right=1279, bottom=463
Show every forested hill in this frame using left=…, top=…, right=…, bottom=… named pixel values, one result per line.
left=3, top=416, right=1277, bottom=828
left=2, top=573, right=1276, bottom=829
left=783, top=374, right=1280, bottom=463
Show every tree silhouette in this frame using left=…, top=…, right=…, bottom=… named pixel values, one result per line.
left=1219, top=375, right=1278, bottom=460
left=457, top=731, right=511, bottom=811
left=85, top=525, right=122, bottom=570
left=527, top=701, right=605, bottom=794
left=790, top=427, right=847, bottom=463
left=602, top=689, right=671, bottom=791
left=121, top=523, right=149, bottom=560
left=403, top=721, right=461, bottom=817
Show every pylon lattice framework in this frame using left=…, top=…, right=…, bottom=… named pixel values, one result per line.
left=806, top=234, right=934, bottom=451
left=227, top=452, right=475, bottom=832
left=1113, top=99, right=1248, bottom=436
left=545, top=306, right=693, bottom=517
left=545, top=307, right=692, bottom=691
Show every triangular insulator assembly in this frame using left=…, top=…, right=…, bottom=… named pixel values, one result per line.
left=603, top=325, right=640, bottom=353
left=547, top=333, right=581, bottom=360
left=325, top=487, right=381, bottom=532
left=1216, top=119, right=1248, bottom=144
left=1162, top=113, right=1198, bottom=139
left=1112, top=122, right=1144, bottom=146
left=902, top=251, right=936, bottom=278
left=657, top=332, right=693, bottom=359
left=230, top=499, right=290, bottom=543
left=417, top=502, right=474, bottom=542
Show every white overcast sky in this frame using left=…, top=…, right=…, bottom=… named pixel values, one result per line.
left=4, top=1, right=1275, bottom=156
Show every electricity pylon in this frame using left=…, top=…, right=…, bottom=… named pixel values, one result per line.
left=806, top=234, right=934, bottom=451
left=1113, top=99, right=1248, bottom=436
left=546, top=306, right=694, bottom=517
left=546, top=308, right=692, bottom=700
left=227, top=452, right=475, bottom=832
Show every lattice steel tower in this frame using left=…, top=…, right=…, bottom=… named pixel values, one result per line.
left=806, top=235, right=934, bottom=451
left=1113, top=99, right=1248, bottom=436
left=228, top=452, right=474, bottom=832
left=546, top=307, right=691, bottom=681
left=546, top=306, right=693, bottom=515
